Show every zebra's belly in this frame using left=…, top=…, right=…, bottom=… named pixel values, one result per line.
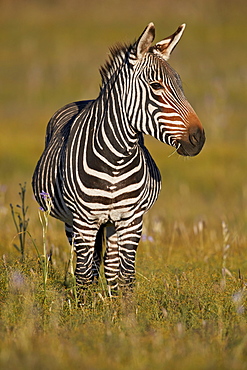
left=66, top=179, right=159, bottom=225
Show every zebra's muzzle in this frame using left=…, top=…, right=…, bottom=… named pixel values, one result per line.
left=176, top=126, right=206, bottom=157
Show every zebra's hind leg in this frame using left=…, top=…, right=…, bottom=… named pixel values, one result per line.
left=65, top=223, right=74, bottom=245
left=92, top=225, right=104, bottom=282
left=104, top=223, right=120, bottom=296
left=64, top=223, right=75, bottom=290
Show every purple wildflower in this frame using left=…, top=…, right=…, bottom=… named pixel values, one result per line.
left=10, top=270, right=26, bottom=292
left=141, top=235, right=154, bottom=242
left=40, top=191, right=50, bottom=199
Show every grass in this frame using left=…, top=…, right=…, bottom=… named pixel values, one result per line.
left=1, top=238, right=247, bottom=369
left=1, top=0, right=247, bottom=368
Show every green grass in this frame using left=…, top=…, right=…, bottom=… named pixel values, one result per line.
left=1, top=0, right=247, bottom=368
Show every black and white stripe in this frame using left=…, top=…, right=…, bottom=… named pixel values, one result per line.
left=32, top=23, right=205, bottom=293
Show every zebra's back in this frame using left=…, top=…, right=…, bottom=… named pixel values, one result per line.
left=32, top=100, right=93, bottom=223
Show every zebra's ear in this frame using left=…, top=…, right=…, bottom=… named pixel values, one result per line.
left=154, top=24, right=186, bottom=60
left=136, top=23, right=155, bottom=60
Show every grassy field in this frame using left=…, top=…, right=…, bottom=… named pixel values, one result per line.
left=1, top=0, right=247, bottom=368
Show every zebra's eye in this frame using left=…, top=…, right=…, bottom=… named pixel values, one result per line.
left=150, top=81, right=164, bottom=91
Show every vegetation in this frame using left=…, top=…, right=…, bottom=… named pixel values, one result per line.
left=1, top=0, right=247, bottom=368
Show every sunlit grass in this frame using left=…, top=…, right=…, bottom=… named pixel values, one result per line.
left=1, top=232, right=247, bottom=369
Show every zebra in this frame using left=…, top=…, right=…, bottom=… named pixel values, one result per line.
left=32, top=23, right=205, bottom=294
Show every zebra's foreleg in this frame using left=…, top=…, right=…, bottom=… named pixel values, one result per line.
left=66, top=222, right=102, bottom=283
left=116, top=216, right=143, bottom=290
left=72, top=222, right=100, bottom=287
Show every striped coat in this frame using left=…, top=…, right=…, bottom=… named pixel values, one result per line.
left=33, top=23, right=205, bottom=293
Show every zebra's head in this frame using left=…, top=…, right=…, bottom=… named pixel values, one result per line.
left=126, top=23, right=205, bottom=157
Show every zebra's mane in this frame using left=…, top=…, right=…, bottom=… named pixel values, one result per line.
left=100, top=42, right=134, bottom=88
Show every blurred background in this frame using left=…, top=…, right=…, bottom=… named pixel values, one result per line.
left=0, top=0, right=247, bottom=256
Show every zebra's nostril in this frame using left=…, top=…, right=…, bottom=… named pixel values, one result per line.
left=190, top=133, right=199, bottom=146
left=189, top=127, right=203, bottom=146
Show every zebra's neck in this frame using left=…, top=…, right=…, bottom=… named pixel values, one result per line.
left=91, top=88, right=139, bottom=160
